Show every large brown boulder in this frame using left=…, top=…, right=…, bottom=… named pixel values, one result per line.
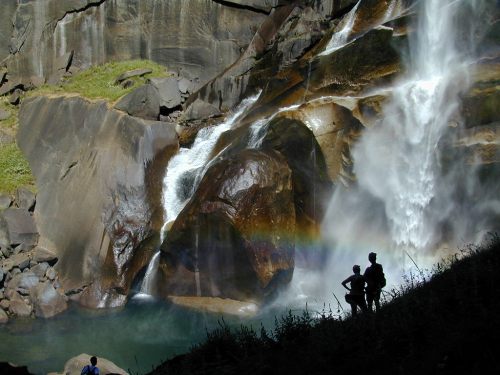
left=159, top=149, right=295, bottom=301
left=17, top=95, right=178, bottom=308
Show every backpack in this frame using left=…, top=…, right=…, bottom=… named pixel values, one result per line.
left=380, top=272, right=386, bottom=288
left=82, top=365, right=97, bottom=375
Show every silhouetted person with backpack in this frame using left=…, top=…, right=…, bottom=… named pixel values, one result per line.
left=342, top=265, right=367, bottom=316
left=81, top=356, right=99, bottom=375
left=364, top=252, right=386, bottom=312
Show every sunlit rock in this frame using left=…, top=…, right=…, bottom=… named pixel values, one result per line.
left=48, top=353, right=128, bottom=375
left=159, top=149, right=295, bottom=301
left=31, top=281, right=67, bottom=318
left=18, top=95, right=178, bottom=308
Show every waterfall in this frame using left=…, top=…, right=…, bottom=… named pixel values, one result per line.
left=139, top=251, right=160, bottom=296
left=161, top=92, right=261, bottom=227
left=352, top=0, right=473, bottom=250
left=138, top=93, right=261, bottom=297
left=319, top=0, right=361, bottom=56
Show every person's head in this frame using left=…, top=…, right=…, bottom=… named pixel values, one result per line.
left=90, top=356, right=97, bottom=366
left=368, top=252, right=377, bottom=264
left=353, top=265, right=361, bottom=274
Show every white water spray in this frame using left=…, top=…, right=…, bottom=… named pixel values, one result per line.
left=319, top=1, right=361, bottom=56
left=139, top=93, right=261, bottom=296
left=352, top=0, right=471, bottom=250
left=161, top=93, right=261, bottom=226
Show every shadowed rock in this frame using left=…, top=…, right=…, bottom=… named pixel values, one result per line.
left=114, top=84, right=161, bottom=120
left=1, top=208, right=38, bottom=246
left=159, top=149, right=295, bottom=301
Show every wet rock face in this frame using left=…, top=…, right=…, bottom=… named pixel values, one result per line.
left=159, top=149, right=295, bottom=301
left=17, top=95, right=178, bottom=308
left=3, top=0, right=269, bottom=86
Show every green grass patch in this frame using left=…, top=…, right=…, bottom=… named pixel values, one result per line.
left=0, top=97, right=19, bottom=129
left=35, top=59, right=170, bottom=102
left=0, top=143, right=35, bottom=194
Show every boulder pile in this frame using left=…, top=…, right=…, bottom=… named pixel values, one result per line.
left=0, top=188, right=66, bottom=323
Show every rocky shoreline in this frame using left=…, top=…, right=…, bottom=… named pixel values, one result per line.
left=0, top=189, right=67, bottom=323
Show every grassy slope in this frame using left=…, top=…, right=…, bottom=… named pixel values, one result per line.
left=150, top=236, right=500, bottom=375
left=0, top=60, right=168, bottom=194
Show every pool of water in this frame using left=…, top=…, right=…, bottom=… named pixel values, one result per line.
left=0, top=298, right=276, bottom=375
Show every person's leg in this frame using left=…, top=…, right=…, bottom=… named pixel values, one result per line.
left=374, top=290, right=381, bottom=312
left=360, top=295, right=368, bottom=312
left=350, top=303, right=357, bottom=316
left=366, top=292, right=374, bottom=312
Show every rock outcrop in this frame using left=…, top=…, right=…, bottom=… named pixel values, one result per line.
left=17, top=95, right=178, bottom=308
left=159, top=149, right=295, bottom=301
left=48, top=353, right=128, bottom=375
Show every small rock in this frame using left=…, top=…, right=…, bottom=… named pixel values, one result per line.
left=9, top=88, right=22, bottom=105
left=9, top=291, right=32, bottom=317
left=14, top=242, right=35, bottom=254
left=31, top=281, right=67, bottom=318
left=120, top=79, right=134, bottom=89
left=29, top=260, right=37, bottom=267
left=1, top=252, right=31, bottom=272
left=11, top=267, right=21, bottom=276
left=115, top=68, right=153, bottom=84
left=31, top=262, right=49, bottom=278
left=32, top=246, right=57, bottom=263
left=149, top=77, right=182, bottom=109
left=46, top=267, right=56, bottom=281
left=6, top=271, right=39, bottom=293
left=0, top=308, right=8, bottom=324
left=177, top=77, right=192, bottom=94
left=0, top=299, right=9, bottom=311
left=0, top=247, right=10, bottom=258
left=114, top=84, right=160, bottom=120
left=184, top=98, right=221, bottom=121
left=0, top=268, right=3, bottom=283
left=15, top=188, right=36, bottom=211
left=0, top=109, right=10, bottom=121
left=2, top=208, right=38, bottom=247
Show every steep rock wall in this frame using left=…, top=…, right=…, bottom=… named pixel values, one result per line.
left=17, top=95, right=178, bottom=307
left=2, top=0, right=272, bottom=86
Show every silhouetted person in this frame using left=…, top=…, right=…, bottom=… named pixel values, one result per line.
left=342, top=265, right=367, bottom=316
left=364, top=252, right=386, bottom=312
left=81, top=356, right=99, bottom=375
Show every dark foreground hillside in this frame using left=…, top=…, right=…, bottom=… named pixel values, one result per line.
left=149, top=236, right=500, bottom=375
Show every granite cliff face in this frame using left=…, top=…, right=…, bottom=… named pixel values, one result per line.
left=18, top=96, right=178, bottom=307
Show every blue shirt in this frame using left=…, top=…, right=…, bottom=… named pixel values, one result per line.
left=81, top=364, right=100, bottom=375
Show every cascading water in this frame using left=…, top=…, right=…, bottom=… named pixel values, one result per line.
left=276, top=0, right=492, bottom=312
left=162, top=93, right=261, bottom=226
left=319, top=0, right=361, bottom=56
left=351, top=0, right=475, bottom=251
left=138, top=93, right=261, bottom=296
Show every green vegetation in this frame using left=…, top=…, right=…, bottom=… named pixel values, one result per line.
left=35, top=59, right=170, bottom=102
left=0, top=59, right=168, bottom=194
left=0, top=97, right=19, bottom=129
left=0, top=143, right=34, bottom=193
left=150, top=235, right=500, bottom=375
